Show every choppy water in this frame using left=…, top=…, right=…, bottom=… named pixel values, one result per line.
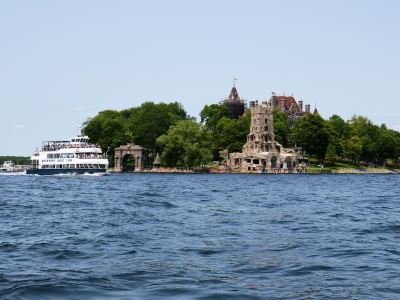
left=1, top=172, right=400, bottom=299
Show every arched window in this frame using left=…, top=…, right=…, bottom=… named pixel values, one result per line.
left=271, top=157, right=277, bottom=168
left=264, top=126, right=268, bottom=132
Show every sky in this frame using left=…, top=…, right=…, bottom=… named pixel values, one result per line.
left=1, top=0, right=400, bottom=156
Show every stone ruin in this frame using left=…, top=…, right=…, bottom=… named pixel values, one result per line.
left=227, top=100, right=308, bottom=173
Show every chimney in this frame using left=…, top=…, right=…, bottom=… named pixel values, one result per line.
left=249, top=101, right=255, bottom=108
left=281, top=99, right=286, bottom=112
left=305, top=104, right=310, bottom=113
left=271, top=95, right=277, bottom=108
left=298, top=100, right=303, bottom=112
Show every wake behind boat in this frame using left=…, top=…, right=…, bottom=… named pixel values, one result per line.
left=27, top=127, right=109, bottom=175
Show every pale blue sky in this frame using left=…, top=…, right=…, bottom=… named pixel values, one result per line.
left=1, top=1, right=399, bottom=156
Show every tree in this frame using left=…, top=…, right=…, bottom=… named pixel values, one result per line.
left=328, top=115, right=351, bottom=141
left=324, top=144, right=338, bottom=166
left=273, top=109, right=291, bottom=147
left=156, top=120, right=213, bottom=169
left=132, top=102, right=191, bottom=158
left=377, top=133, right=397, bottom=167
left=343, top=136, right=362, bottom=166
left=200, top=104, right=230, bottom=131
left=82, top=110, right=125, bottom=163
left=215, top=111, right=251, bottom=154
left=291, top=114, right=333, bottom=162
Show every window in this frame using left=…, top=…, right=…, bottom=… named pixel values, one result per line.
left=253, top=159, right=259, bottom=164
left=47, top=154, right=53, bottom=159
left=265, top=119, right=268, bottom=124
left=54, top=154, right=60, bottom=158
left=264, top=126, right=268, bottom=132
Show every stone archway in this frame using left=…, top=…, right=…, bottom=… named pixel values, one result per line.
left=285, top=157, right=292, bottom=171
left=122, top=154, right=136, bottom=171
left=271, top=156, right=277, bottom=169
left=114, top=143, right=148, bottom=172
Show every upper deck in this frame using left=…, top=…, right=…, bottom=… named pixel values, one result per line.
left=31, top=127, right=106, bottom=158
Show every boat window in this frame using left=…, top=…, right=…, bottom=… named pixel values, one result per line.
left=54, top=154, right=60, bottom=158
left=99, top=164, right=105, bottom=169
left=49, top=165, right=55, bottom=169
left=56, top=164, right=62, bottom=169
left=47, top=154, right=53, bottom=159
left=88, top=164, right=93, bottom=169
left=93, top=164, right=99, bottom=169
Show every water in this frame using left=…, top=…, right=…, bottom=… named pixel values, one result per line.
left=1, top=173, right=400, bottom=299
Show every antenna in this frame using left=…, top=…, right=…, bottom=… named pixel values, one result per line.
left=232, top=78, right=237, bottom=86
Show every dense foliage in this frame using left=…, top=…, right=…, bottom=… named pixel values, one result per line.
left=0, top=156, right=30, bottom=165
left=156, top=120, right=213, bottom=168
left=82, top=102, right=193, bottom=164
left=290, top=113, right=400, bottom=167
left=82, top=100, right=400, bottom=169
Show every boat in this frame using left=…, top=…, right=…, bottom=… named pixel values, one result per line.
left=27, top=127, right=109, bottom=175
left=1, top=161, right=15, bottom=171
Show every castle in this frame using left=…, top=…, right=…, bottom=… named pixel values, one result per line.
left=227, top=99, right=308, bottom=173
left=221, top=84, right=318, bottom=125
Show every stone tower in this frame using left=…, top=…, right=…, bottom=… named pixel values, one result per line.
left=242, top=100, right=276, bottom=156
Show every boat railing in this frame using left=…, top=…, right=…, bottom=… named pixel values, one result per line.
left=41, top=144, right=101, bottom=152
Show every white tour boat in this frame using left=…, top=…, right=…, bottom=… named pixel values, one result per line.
left=27, top=127, right=109, bottom=175
left=1, top=161, right=15, bottom=171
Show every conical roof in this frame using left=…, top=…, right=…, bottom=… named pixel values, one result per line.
left=153, top=153, right=161, bottom=165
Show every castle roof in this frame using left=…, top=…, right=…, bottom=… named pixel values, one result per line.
left=275, top=96, right=301, bottom=113
left=228, top=85, right=240, bottom=101
left=313, top=107, right=319, bottom=115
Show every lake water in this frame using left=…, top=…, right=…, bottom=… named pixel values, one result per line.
left=1, top=172, right=400, bottom=299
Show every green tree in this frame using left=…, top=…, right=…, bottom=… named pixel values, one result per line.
left=291, top=114, right=333, bottom=162
left=215, top=111, right=251, bottom=154
left=132, top=102, right=191, bottom=158
left=82, top=110, right=125, bottom=163
left=324, top=144, right=338, bottom=166
left=273, top=109, right=291, bottom=147
left=377, top=133, right=397, bottom=167
left=328, top=115, right=351, bottom=141
left=200, top=104, right=230, bottom=131
left=343, top=136, right=362, bottom=166
left=156, top=120, right=213, bottom=169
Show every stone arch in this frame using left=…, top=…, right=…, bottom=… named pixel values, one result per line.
left=285, top=157, right=292, bottom=170
left=122, top=154, right=135, bottom=171
left=114, top=143, right=148, bottom=172
left=271, top=156, right=277, bottom=169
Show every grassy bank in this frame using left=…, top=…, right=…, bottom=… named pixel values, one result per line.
left=307, top=158, right=400, bottom=173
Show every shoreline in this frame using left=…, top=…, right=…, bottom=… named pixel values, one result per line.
left=107, top=169, right=399, bottom=175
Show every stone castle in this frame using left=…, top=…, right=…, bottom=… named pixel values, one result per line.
left=227, top=99, right=308, bottom=173
left=221, top=84, right=318, bottom=126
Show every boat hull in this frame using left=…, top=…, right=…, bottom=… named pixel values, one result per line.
left=26, top=169, right=107, bottom=175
